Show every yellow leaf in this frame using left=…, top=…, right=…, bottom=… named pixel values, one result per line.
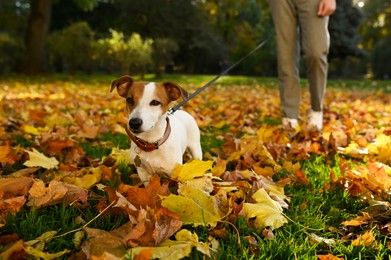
left=256, top=126, right=274, bottom=143
left=23, top=148, right=59, bottom=169
left=109, top=147, right=132, bottom=165
left=178, top=176, right=214, bottom=195
left=23, top=125, right=41, bottom=135
left=172, top=160, right=213, bottom=182
left=63, top=167, right=102, bottom=189
left=243, top=188, right=287, bottom=230
left=175, top=229, right=210, bottom=256
left=161, top=186, right=230, bottom=227
left=129, top=229, right=211, bottom=260
left=25, top=246, right=70, bottom=260
left=25, top=230, right=57, bottom=251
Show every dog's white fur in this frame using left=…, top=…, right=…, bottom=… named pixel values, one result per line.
left=111, top=75, right=202, bottom=184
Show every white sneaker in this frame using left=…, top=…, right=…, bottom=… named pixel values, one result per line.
left=282, top=118, right=299, bottom=129
left=308, top=110, right=323, bottom=130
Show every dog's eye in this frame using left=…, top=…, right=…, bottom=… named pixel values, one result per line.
left=126, top=97, right=134, bottom=105
left=150, top=100, right=161, bottom=106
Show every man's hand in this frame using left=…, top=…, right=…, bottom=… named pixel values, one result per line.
left=318, top=0, right=336, bottom=17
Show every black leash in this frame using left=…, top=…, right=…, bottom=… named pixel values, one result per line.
left=168, top=36, right=271, bottom=115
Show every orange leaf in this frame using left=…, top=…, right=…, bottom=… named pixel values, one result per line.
left=342, top=212, right=371, bottom=227
left=0, top=196, right=26, bottom=217
left=317, top=254, right=344, bottom=260
left=45, top=139, right=75, bottom=156
left=124, top=175, right=170, bottom=209
left=352, top=230, right=376, bottom=246
left=133, top=248, right=153, bottom=260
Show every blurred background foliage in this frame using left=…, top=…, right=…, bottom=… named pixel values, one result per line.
left=0, top=0, right=390, bottom=79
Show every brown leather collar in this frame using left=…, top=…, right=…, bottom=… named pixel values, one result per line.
left=125, top=117, right=171, bottom=152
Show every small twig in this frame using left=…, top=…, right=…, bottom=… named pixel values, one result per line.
left=53, top=200, right=116, bottom=239
left=220, top=220, right=241, bottom=246
left=282, top=212, right=323, bottom=232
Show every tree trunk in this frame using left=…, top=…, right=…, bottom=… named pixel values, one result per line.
left=23, top=0, right=52, bottom=74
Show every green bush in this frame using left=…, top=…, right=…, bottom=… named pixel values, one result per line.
left=372, top=36, right=391, bottom=79
left=47, top=22, right=94, bottom=75
left=94, top=30, right=153, bottom=77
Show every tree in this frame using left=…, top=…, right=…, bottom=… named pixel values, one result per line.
left=23, top=0, right=102, bottom=74
left=23, top=0, right=52, bottom=74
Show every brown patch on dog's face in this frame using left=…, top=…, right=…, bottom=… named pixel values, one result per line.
left=110, top=75, right=134, bottom=98
left=163, top=82, right=189, bottom=101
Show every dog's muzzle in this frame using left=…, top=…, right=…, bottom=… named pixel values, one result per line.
left=129, top=118, right=143, bottom=132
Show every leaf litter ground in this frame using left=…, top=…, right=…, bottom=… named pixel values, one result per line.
left=1, top=76, right=391, bottom=259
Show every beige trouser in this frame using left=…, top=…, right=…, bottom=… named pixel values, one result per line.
left=269, top=0, right=330, bottom=119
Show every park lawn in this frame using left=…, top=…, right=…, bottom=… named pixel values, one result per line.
left=1, top=74, right=391, bottom=259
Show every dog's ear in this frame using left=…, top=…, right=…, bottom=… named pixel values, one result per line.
left=110, top=75, right=134, bottom=97
left=163, top=82, right=189, bottom=101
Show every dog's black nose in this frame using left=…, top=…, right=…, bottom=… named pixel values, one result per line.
left=129, top=118, right=143, bottom=131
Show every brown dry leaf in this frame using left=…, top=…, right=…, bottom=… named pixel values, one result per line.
left=27, top=180, right=68, bottom=208
left=123, top=207, right=182, bottom=247
left=0, top=177, right=34, bottom=199
left=45, top=139, right=75, bottom=156
left=82, top=227, right=127, bottom=259
left=0, top=196, right=26, bottom=218
left=0, top=240, right=28, bottom=260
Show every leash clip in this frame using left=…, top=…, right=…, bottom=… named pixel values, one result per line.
left=167, top=108, right=175, bottom=116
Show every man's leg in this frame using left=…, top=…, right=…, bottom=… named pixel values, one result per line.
left=269, top=0, right=301, bottom=119
left=297, top=0, right=330, bottom=113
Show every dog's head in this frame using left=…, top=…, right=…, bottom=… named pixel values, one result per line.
left=110, top=75, right=188, bottom=133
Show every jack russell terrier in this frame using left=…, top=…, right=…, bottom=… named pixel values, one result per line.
left=110, top=75, right=202, bottom=184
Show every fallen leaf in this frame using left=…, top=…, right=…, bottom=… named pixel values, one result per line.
left=172, top=160, right=213, bottom=182
left=129, top=229, right=211, bottom=260
left=352, top=230, right=376, bottom=246
left=82, top=226, right=127, bottom=259
left=26, top=246, right=70, bottom=259
left=0, top=240, right=28, bottom=260
left=243, top=188, right=287, bottom=230
left=27, top=180, right=68, bottom=208
left=0, top=177, right=34, bottom=199
left=317, top=254, right=344, bottom=260
left=23, top=148, right=59, bottom=169
left=123, top=175, right=170, bottom=209
left=162, top=186, right=230, bottom=227
left=341, top=212, right=371, bottom=227
left=0, top=196, right=26, bottom=218
left=25, top=231, right=57, bottom=251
